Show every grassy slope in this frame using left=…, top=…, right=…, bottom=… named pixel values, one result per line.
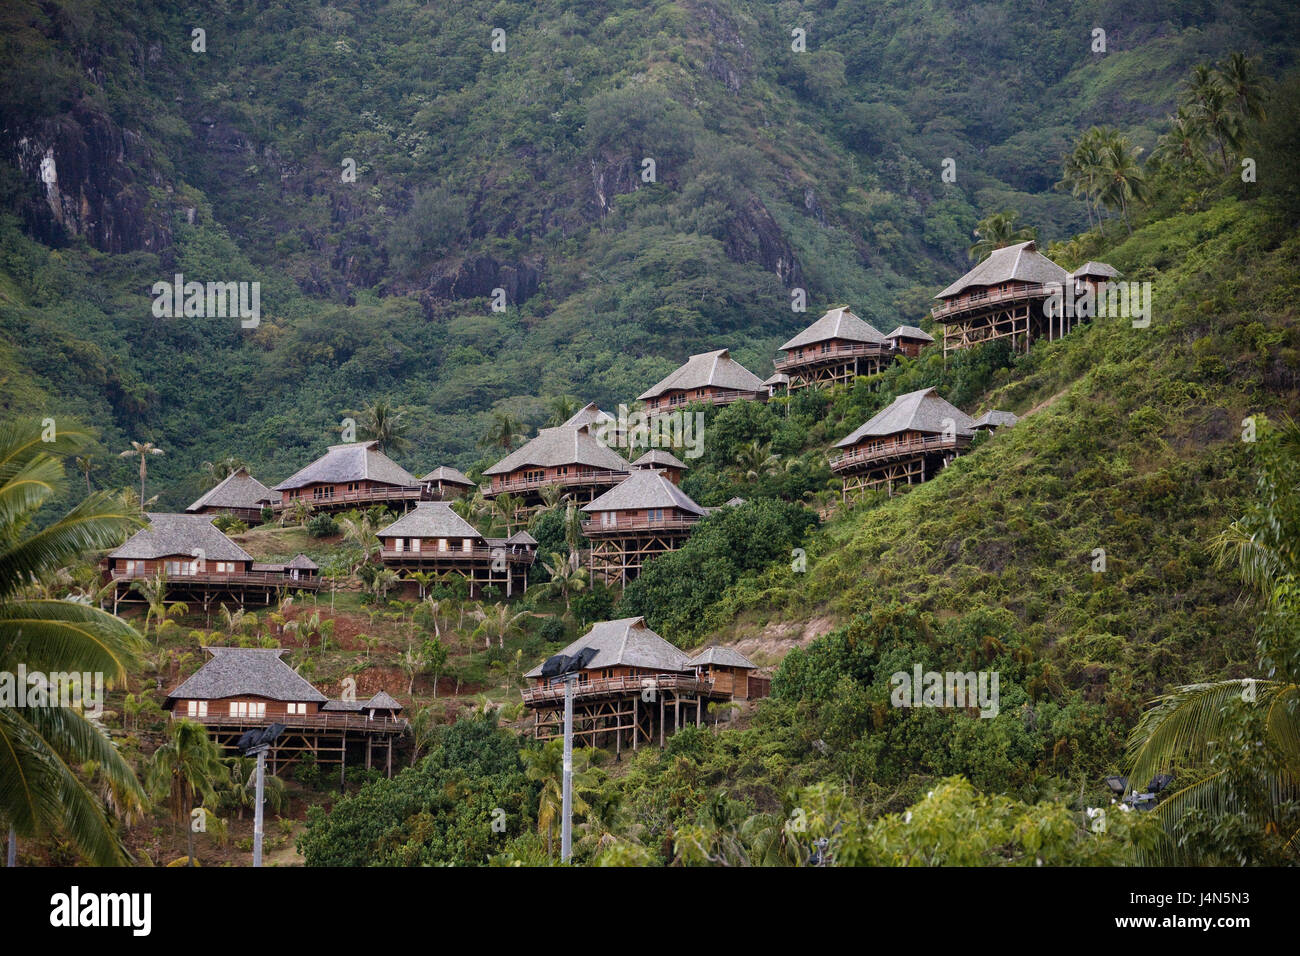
left=705, top=198, right=1300, bottom=705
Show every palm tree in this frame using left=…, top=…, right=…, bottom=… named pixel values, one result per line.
left=734, top=440, right=781, bottom=481
left=0, top=419, right=147, bottom=865
left=346, top=399, right=411, bottom=455
left=522, top=740, right=599, bottom=857
left=538, top=551, right=589, bottom=612
left=279, top=498, right=314, bottom=527
left=1152, top=106, right=1209, bottom=173
left=73, top=455, right=96, bottom=495
left=1218, top=52, right=1268, bottom=123
left=472, top=603, right=528, bottom=650
left=531, top=485, right=569, bottom=525
left=493, top=492, right=521, bottom=535
left=1097, top=134, right=1150, bottom=234
left=1186, top=65, right=1244, bottom=174
left=146, top=719, right=228, bottom=867
left=198, top=456, right=246, bottom=490
left=481, top=410, right=527, bottom=451
left=119, top=440, right=164, bottom=505
left=1126, top=417, right=1300, bottom=862
left=967, top=211, right=1037, bottom=261
left=337, top=509, right=382, bottom=568
left=1056, top=130, right=1107, bottom=230
left=545, top=395, right=581, bottom=427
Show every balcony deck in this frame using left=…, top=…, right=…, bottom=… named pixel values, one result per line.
left=522, top=673, right=721, bottom=706
left=177, top=712, right=408, bottom=735
left=931, top=284, right=1053, bottom=322
left=379, top=546, right=533, bottom=565
left=829, top=434, right=969, bottom=472
left=581, top=516, right=701, bottom=536
left=109, top=570, right=320, bottom=590
left=485, top=469, right=629, bottom=497
left=272, top=485, right=424, bottom=512
left=775, top=342, right=894, bottom=372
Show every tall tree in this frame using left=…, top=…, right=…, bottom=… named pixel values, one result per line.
left=146, top=719, right=228, bottom=867
left=482, top=410, right=527, bottom=451
left=346, top=399, right=411, bottom=455
left=0, top=420, right=147, bottom=865
left=119, top=440, right=164, bottom=506
left=967, top=211, right=1037, bottom=261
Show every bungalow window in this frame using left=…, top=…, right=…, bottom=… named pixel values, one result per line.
left=286, top=702, right=307, bottom=715
left=165, top=560, right=192, bottom=576
left=214, top=561, right=236, bottom=573
left=601, top=511, right=616, bottom=527
left=462, top=538, right=473, bottom=552
left=186, top=701, right=207, bottom=717
left=229, top=701, right=267, bottom=719
left=346, top=482, right=360, bottom=493
left=409, top=538, right=420, bottom=552
left=123, top=560, right=141, bottom=575
left=393, top=538, right=404, bottom=553
left=648, top=508, right=664, bottom=523
left=438, top=538, right=449, bottom=552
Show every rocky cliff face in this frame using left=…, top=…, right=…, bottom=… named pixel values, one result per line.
left=5, top=100, right=171, bottom=254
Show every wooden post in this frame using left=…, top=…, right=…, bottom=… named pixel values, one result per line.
left=632, top=694, right=639, bottom=750
left=658, top=693, right=665, bottom=748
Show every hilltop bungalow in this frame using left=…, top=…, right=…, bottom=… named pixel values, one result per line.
left=581, top=469, right=707, bottom=585
left=776, top=307, right=894, bottom=391
left=521, top=617, right=767, bottom=750
left=272, top=440, right=423, bottom=515
left=931, top=240, right=1069, bottom=356
left=101, top=513, right=318, bottom=612
left=377, top=500, right=535, bottom=597
left=884, top=325, right=935, bottom=359
left=166, top=647, right=406, bottom=778
left=185, top=467, right=272, bottom=523
left=971, top=409, right=1019, bottom=432
left=638, top=348, right=767, bottom=413
left=763, top=372, right=790, bottom=399
left=830, top=387, right=976, bottom=497
left=631, top=448, right=688, bottom=484
left=481, top=423, right=631, bottom=507
left=687, top=646, right=765, bottom=701
left=420, top=466, right=476, bottom=500
left=1071, top=260, right=1121, bottom=294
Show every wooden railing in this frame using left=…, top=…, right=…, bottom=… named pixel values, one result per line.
left=486, top=469, right=629, bottom=496
left=931, top=284, right=1053, bottom=321
left=828, top=434, right=969, bottom=471
left=177, top=712, right=408, bottom=733
left=521, top=673, right=714, bottom=704
left=581, top=516, right=701, bottom=535
left=379, top=546, right=533, bottom=564
left=110, top=570, right=320, bottom=590
left=272, top=485, right=424, bottom=511
left=775, top=342, right=894, bottom=371
left=646, top=389, right=764, bottom=412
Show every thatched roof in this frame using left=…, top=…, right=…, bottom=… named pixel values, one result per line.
left=108, top=513, right=253, bottom=562
left=166, top=647, right=326, bottom=704
left=505, top=530, right=538, bottom=545
left=1070, top=261, right=1120, bottom=279
left=885, top=325, right=934, bottom=343
left=637, top=349, right=766, bottom=401
left=562, top=403, right=616, bottom=430
left=632, top=449, right=688, bottom=470
left=379, top=501, right=484, bottom=540
left=834, top=388, right=976, bottom=447
left=482, top=425, right=630, bottom=476
left=582, top=469, right=707, bottom=516
left=763, top=372, right=790, bottom=387
left=972, top=410, right=1019, bottom=430
left=936, top=241, right=1068, bottom=299
left=687, top=646, right=757, bottom=669
left=186, top=468, right=271, bottom=512
left=780, top=307, right=885, bottom=351
left=272, top=441, right=419, bottom=491
left=365, top=690, right=403, bottom=711
left=420, top=466, right=474, bottom=486
left=286, top=553, right=319, bottom=570
left=524, top=617, right=690, bottom=677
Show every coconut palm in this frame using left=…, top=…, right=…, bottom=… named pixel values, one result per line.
left=1056, top=129, right=1107, bottom=230
left=545, top=395, right=581, bottom=427
left=198, top=456, right=246, bottom=490
left=1126, top=417, right=1300, bottom=862
left=481, top=410, right=527, bottom=451
left=522, top=740, right=599, bottom=858
left=967, top=211, right=1037, bottom=261
left=1152, top=107, right=1210, bottom=173
left=1186, top=65, right=1244, bottom=174
left=146, top=719, right=228, bottom=867
left=119, top=440, right=164, bottom=505
left=1218, top=52, right=1268, bottom=123
left=345, top=398, right=411, bottom=455
left=73, top=455, right=96, bottom=494
left=734, top=440, right=782, bottom=481
left=538, top=551, right=589, bottom=613
left=1097, top=134, right=1150, bottom=234
left=0, top=419, right=147, bottom=865
left=471, top=603, right=528, bottom=650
